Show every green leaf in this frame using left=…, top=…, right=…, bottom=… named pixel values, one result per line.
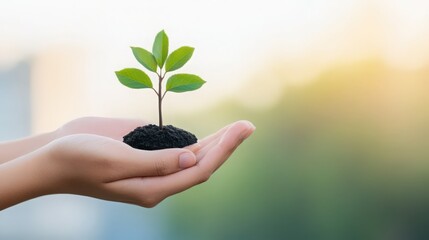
left=166, top=74, right=206, bottom=93
left=115, top=68, right=153, bottom=89
left=131, top=47, right=158, bottom=72
left=165, top=46, right=194, bottom=72
left=152, top=30, right=169, bottom=68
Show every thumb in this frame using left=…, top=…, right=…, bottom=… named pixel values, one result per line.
left=119, top=148, right=197, bottom=178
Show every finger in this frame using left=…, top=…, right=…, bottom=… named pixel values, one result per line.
left=185, top=122, right=235, bottom=162
left=185, top=131, right=223, bottom=161
left=107, top=147, right=197, bottom=181
left=103, top=121, right=255, bottom=207
left=199, top=120, right=255, bottom=171
left=195, top=122, right=234, bottom=147
left=196, top=120, right=255, bottom=160
left=148, top=120, right=255, bottom=197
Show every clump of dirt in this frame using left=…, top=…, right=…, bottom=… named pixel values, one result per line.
left=123, top=124, right=197, bottom=150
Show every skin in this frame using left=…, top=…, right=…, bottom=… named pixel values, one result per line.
left=0, top=117, right=255, bottom=210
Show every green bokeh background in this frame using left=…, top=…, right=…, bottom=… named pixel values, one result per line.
left=167, top=60, right=429, bottom=239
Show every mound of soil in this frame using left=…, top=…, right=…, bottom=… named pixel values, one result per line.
left=123, top=124, right=197, bottom=150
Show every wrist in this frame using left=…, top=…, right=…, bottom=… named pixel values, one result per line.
left=0, top=146, right=53, bottom=210
left=0, top=130, right=57, bottom=165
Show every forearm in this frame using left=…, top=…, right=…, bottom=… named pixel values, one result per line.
left=0, top=147, right=52, bottom=210
left=0, top=131, right=57, bottom=164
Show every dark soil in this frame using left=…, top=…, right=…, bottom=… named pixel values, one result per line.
left=123, top=124, right=198, bottom=150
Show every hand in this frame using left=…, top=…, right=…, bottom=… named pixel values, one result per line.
left=71, top=120, right=255, bottom=207
left=56, top=116, right=147, bottom=141
left=0, top=120, right=255, bottom=210
left=0, top=117, right=145, bottom=164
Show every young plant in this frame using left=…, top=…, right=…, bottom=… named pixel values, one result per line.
left=115, top=30, right=206, bottom=128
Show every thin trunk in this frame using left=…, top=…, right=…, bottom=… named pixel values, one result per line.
left=158, top=74, right=163, bottom=128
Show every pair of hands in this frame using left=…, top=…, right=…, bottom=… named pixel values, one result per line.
left=0, top=117, right=255, bottom=210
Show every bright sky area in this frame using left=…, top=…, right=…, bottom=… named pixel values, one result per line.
left=1, top=0, right=429, bottom=130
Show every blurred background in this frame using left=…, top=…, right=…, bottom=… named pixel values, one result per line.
left=1, top=0, right=429, bottom=239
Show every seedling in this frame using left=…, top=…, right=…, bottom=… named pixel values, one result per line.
left=115, top=30, right=205, bottom=128
left=115, top=30, right=206, bottom=150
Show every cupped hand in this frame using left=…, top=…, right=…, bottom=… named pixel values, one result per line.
left=44, top=120, right=255, bottom=207
left=42, top=133, right=197, bottom=203
left=56, top=116, right=147, bottom=141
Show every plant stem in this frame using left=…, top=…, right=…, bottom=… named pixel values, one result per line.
left=158, top=72, right=163, bottom=128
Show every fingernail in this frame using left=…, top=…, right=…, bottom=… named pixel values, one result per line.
left=246, top=121, right=256, bottom=130
left=241, top=123, right=256, bottom=140
left=179, top=152, right=195, bottom=169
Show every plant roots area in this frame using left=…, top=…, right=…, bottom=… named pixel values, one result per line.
left=123, top=124, right=197, bottom=150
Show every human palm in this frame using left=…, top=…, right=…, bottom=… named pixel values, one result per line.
left=51, top=118, right=255, bottom=207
